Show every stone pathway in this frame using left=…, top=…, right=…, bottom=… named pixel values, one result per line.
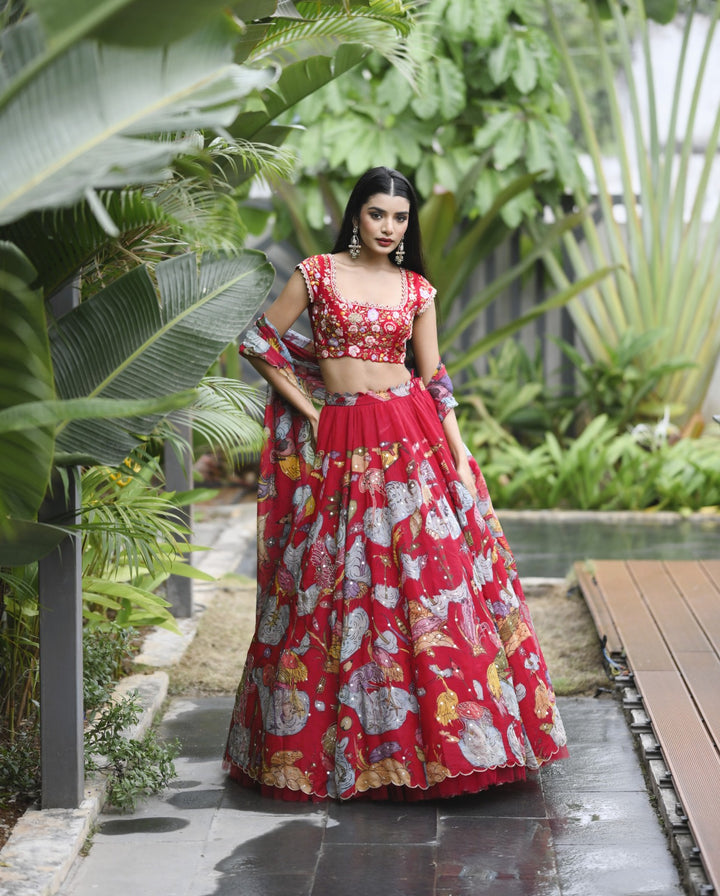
left=58, top=694, right=683, bottom=896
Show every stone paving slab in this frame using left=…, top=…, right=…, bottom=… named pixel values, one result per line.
left=0, top=500, right=700, bottom=896
left=55, top=695, right=685, bottom=896
left=0, top=672, right=168, bottom=896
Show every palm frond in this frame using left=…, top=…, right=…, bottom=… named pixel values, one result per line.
left=79, top=463, right=191, bottom=579
left=246, top=1, right=416, bottom=80
left=49, top=250, right=273, bottom=465
left=209, top=136, right=295, bottom=179
left=161, top=376, right=266, bottom=462
left=194, top=376, right=267, bottom=417
left=1, top=1, right=242, bottom=110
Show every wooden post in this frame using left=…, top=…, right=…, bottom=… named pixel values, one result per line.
left=36, top=279, right=83, bottom=809
left=38, top=471, right=84, bottom=808
left=164, top=423, right=193, bottom=618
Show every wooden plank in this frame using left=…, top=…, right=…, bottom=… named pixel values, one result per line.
left=678, top=560, right=720, bottom=655
left=594, top=561, right=675, bottom=672
left=573, top=561, right=622, bottom=656
left=634, top=670, right=720, bottom=891
left=626, top=560, right=712, bottom=653
left=674, top=651, right=720, bottom=748
left=626, top=561, right=720, bottom=749
left=701, top=559, right=720, bottom=587
left=586, top=560, right=720, bottom=889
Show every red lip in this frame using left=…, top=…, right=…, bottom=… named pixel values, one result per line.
left=377, top=239, right=393, bottom=246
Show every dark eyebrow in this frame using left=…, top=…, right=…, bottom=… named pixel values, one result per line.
left=367, top=205, right=408, bottom=215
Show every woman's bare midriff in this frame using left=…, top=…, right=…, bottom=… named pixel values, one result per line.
left=318, top=357, right=412, bottom=395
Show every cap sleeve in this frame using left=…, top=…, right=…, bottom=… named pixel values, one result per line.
left=296, top=255, right=325, bottom=304
left=414, top=272, right=437, bottom=315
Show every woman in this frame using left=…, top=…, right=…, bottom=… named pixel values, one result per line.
left=224, top=166, right=568, bottom=801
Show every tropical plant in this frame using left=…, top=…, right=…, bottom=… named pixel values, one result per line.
left=0, top=0, right=416, bottom=563
left=539, top=0, right=720, bottom=424
left=271, top=0, right=585, bottom=242
left=456, top=339, right=571, bottom=449
left=471, top=412, right=720, bottom=512
left=556, top=329, right=693, bottom=431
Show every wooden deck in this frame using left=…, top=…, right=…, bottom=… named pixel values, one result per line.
left=576, top=559, right=720, bottom=896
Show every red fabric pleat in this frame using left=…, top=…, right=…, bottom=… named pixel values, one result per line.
left=224, top=380, right=568, bottom=802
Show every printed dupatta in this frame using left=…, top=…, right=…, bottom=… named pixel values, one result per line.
left=239, top=315, right=322, bottom=606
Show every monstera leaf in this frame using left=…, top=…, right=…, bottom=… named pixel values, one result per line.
left=50, top=249, right=274, bottom=465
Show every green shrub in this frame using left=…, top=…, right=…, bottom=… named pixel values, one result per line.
left=474, top=415, right=720, bottom=512
left=0, top=624, right=178, bottom=811
left=84, top=691, right=179, bottom=813
left=0, top=722, right=40, bottom=807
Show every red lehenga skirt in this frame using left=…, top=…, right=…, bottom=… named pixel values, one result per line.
left=224, top=378, right=568, bottom=801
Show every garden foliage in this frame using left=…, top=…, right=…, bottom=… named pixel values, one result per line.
left=540, top=0, right=720, bottom=422
left=0, top=0, right=415, bottom=806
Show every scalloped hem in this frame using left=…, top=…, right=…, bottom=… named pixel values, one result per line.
left=224, top=752, right=566, bottom=803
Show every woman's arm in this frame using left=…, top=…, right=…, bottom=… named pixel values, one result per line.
left=248, top=270, right=321, bottom=438
left=412, top=303, right=477, bottom=497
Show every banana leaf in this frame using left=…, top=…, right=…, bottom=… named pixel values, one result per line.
left=0, top=393, right=197, bottom=435
left=0, top=17, right=276, bottom=225
left=50, top=250, right=274, bottom=465
left=0, top=243, right=54, bottom=523
left=3, top=1, right=277, bottom=107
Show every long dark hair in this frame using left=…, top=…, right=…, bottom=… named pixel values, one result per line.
left=331, top=167, right=428, bottom=278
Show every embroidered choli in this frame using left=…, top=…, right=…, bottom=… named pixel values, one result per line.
left=296, top=254, right=436, bottom=364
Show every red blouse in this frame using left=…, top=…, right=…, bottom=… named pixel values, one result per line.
left=297, top=254, right=436, bottom=364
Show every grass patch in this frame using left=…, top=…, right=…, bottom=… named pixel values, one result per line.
left=169, top=580, right=256, bottom=697
left=526, top=582, right=609, bottom=696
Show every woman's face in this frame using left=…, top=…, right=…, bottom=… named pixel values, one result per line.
left=355, top=192, right=410, bottom=260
